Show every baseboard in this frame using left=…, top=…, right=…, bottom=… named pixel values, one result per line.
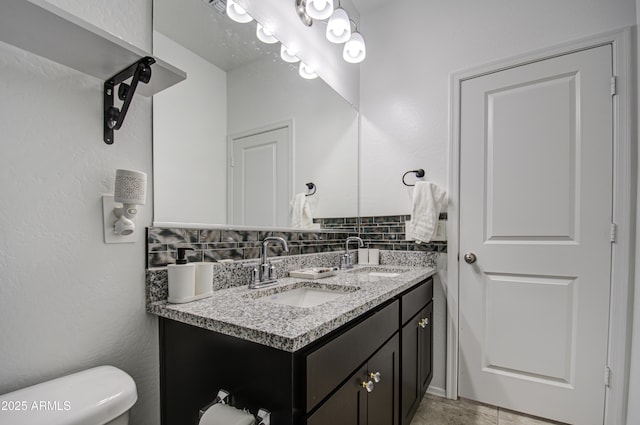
left=426, top=386, right=446, bottom=398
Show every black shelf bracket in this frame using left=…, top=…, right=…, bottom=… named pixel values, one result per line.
left=103, top=56, right=155, bottom=145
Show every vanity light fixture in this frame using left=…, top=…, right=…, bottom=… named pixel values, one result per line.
left=256, top=22, right=278, bottom=44
left=299, top=62, right=318, bottom=79
left=293, top=0, right=366, bottom=66
left=102, top=169, right=147, bottom=243
left=326, top=7, right=351, bottom=43
left=280, top=45, right=301, bottom=63
left=226, top=0, right=253, bottom=23
left=305, top=0, right=334, bottom=20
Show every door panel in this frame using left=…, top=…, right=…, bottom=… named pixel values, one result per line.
left=486, top=73, right=578, bottom=242
left=307, top=365, right=367, bottom=425
left=459, top=45, right=613, bottom=424
left=419, top=303, right=433, bottom=394
left=484, top=273, right=576, bottom=384
left=401, top=303, right=432, bottom=425
left=368, top=334, right=399, bottom=425
left=401, top=317, right=419, bottom=424
left=230, top=126, right=290, bottom=227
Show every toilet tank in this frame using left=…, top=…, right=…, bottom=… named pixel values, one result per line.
left=0, top=365, right=137, bottom=425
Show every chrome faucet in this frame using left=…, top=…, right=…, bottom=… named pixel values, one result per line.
left=247, top=236, right=289, bottom=289
left=341, top=236, right=364, bottom=269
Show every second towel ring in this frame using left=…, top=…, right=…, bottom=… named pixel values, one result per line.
left=305, top=182, right=316, bottom=196
left=402, top=169, right=425, bottom=186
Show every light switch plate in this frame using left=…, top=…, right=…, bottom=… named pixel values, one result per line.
left=102, top=195, right=136, bottom=244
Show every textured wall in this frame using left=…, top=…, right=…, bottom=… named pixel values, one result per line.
left=0, top=1, right=158, bottom=424
left=358, top=0, right=636, bottom=406
left=359, top=0, right=636, bottom=217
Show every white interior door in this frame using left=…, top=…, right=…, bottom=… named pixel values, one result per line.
left=229, top=126, right=290, bottom=227
left=458, top=45, right=613, bottom=424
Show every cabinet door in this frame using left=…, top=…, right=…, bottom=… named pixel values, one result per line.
left=419, top=302, right=433, bottom=395
left=307, top=364, right=367, bottom=425
left=401, top=302, right=433, bottom=425
left=368, top=334, right=399, bottom=425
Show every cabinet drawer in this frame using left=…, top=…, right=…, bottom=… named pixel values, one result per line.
left=306, top=300, right=399, bottom=412
left=401, top=278, right=433, bottom=325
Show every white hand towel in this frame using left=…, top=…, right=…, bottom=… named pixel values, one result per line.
left=406, top=181, right=446, bottom=243
left=289, top=193, right=314, bottom=229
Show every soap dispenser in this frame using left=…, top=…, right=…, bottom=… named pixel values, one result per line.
left=167, top=248, right=196, bottom=303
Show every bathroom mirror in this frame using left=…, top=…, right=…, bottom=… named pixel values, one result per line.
left=152, top=0, right=359, bottom=229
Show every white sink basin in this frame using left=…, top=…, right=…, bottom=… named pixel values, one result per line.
left=367, top=272, right=401, bottom=277
left=252, top=284, right=358, bottom=308
left=345, top=267, right=409, bottom=278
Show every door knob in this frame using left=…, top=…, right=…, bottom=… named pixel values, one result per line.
left=464, top=253, right=477, bottom=264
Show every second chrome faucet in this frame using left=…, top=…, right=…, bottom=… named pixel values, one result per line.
left=341, top=236, right=364, bottom=270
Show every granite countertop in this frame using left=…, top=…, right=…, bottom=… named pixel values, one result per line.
left=147, top=264, right=436, bottom=352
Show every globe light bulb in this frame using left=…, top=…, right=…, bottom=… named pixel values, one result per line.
left=306, top=0, right=334, bottom=20
left=299, top=62, right=318, bottom=79
left=226, top=0, right=253, bottom=23
left=343, top=32, right=366, bottom=63
left=326, top=8, right=351, bottom=43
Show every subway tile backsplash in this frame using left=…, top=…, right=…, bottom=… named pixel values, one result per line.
left=147, top=214, right=447, bottom=268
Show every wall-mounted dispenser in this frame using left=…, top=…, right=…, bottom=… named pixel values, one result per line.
left=102, top=169, right=147, bottom=244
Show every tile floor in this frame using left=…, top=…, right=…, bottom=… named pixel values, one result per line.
left=411, top=394, right=567, bottom=425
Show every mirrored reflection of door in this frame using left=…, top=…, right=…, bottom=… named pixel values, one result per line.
left=229, top=126, right=290, bottom=227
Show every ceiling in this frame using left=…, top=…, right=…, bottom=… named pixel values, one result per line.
left=350, top=0, right=391, bottom=14
left=153, top=0, right=389, bottom=72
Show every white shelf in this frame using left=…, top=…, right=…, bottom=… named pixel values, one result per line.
left=0, top=0, right=185, bottom=97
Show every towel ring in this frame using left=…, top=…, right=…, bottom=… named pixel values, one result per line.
left=305, top=182, right=316, bottom=196
left=402, top=169, right=425, bottom=186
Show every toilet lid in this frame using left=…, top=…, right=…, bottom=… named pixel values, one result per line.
left=0, top=365, right=137, bottom=425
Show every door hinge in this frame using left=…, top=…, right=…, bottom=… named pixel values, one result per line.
left=611, top=76, right=617, bottom=96
left=604, top=366, right=611, bottom=387
left=610, top=223, right=617, bottom=243
left=229, top=155, right=235, bottom=167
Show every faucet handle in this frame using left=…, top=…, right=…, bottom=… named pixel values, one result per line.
left=242, top=262, right=260, bottom=284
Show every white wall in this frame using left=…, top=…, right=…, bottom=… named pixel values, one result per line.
left=359, top=0, right=636, bottom=404
left=360, top=0, right=636, bottom=217
left=227, top=57, right=359, bottom=219
left=153, top=32, right=228, bottom=225
left=0, top=1, right=158, bottom=424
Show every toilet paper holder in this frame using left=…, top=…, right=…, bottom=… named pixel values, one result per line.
left=199, top=389, right=271, bottom=425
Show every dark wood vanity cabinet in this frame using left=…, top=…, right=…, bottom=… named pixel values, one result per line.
left=159, top=277, right=433, bottom=425
left=401, top=280, right=434, bottom=425
left=307, top=334, right=399, bottom=425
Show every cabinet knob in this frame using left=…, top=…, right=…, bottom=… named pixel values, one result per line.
left=369, top=371, right=381, bottom=383
left=361, top=380, right=374, bottom=393
left=418, top=318, right=430, bottom=328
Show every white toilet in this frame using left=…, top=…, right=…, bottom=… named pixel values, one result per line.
left=0, top=365, right=137, bottom=425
